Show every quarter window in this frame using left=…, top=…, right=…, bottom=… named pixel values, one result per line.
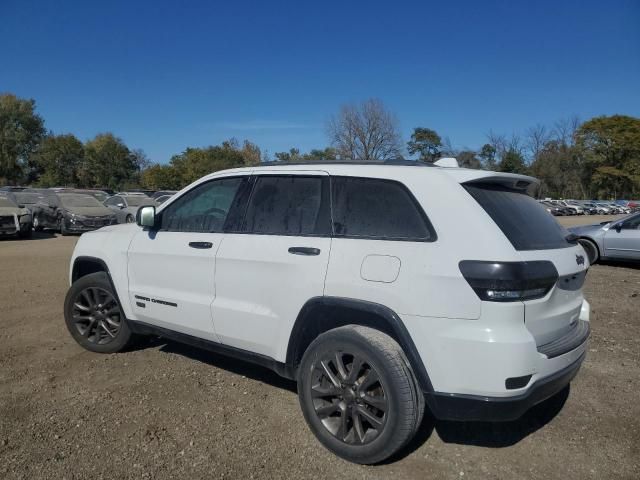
left=244, top=176, right=329, bottom=236
left=330, top=177, right=433, bottom=241
left=160, top=177, right=244, bottom=232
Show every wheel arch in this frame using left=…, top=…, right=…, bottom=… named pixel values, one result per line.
left=285, top=296, right=434, bottom=393
left=577, top=236, right=600, bottom=262
left=72, top=256, right=111, bottom=283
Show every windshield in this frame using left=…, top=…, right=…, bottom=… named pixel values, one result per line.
left=59, top=194, right=103, bottom=208
left=125, top=196, right=154, bottom=207
left=465, top=183, right=571, bottom=251
left=14, top=192, right=41, bottom=204
left=0, top=197, right=17, bottom=207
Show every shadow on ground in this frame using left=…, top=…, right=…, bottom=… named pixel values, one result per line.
left=136, top=336, right=570, bottom=461
left=0, top=230, right=56, bottom=241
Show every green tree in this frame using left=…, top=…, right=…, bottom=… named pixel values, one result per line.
left=575, top=115, right=640, bottom=198
left=169, top=140, right=256, bottom=186
left=141, top=164, right=181, bottom=190
left=80, top=133, right=136, bottom=189
left=407, top=128, right=442, bottom=162
left=0, top=93, right=46, bottom=183
left=32, top=133, right=84, bottom=187
left=457, top=150, right=481, bottom=169
left=498, top=149, right=527, bottom=174
left=478, top=143, right=497, bottom=170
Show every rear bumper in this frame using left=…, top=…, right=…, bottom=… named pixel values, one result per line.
left=427, top=351, right=585, bottom=421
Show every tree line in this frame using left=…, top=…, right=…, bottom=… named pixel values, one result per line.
left=1, top=93, right=639, bottom=199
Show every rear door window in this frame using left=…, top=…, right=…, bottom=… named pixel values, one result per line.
left=243, top=175, right=330, bottom=236
left=464, top=183, right=571, bottom=250
left=330, top=177, right=434, bottom=241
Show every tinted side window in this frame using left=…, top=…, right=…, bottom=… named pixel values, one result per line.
left=160, top=177, right=244, bottom=232
left=244, top=176, right=329, bottom=235
left=331, top=177, right=432, bottom=241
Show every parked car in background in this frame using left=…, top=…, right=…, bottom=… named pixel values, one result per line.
left=551, top=200, right=584, bottom=215
left=150, top=190, right=178, bottom=200
left=0, top=193, right=32, bottom=238
left=10, top=191, right=44, bottom=215
left=0, top=186, right=28, bottom=192
left=32, top=192, right=117, bottom=235
left=155, top=194, right=173, bottom=205
left=104, top=193, right=158, bottom=223
left=539, top=200, right=565, bottom=216
left=570, top=212, right=640, bottom=264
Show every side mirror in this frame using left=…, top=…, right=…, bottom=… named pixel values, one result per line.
left=137, top=205, right=156, bottom=228
left=615, top=224, right=623, bottom=233
left=117, top=203, right=125, bottom=209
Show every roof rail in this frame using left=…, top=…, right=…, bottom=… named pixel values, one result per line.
left=261, top=159, right=435, bottom=167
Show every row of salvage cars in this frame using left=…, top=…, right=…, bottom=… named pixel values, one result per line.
left=538, top=199, right=638, bottom=216
left=0, top=187, right=176, bottom=238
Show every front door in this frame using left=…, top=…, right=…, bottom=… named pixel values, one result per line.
left=127, top=175, right=250, bottom=340
left=212, top=173, right=332, bottom=360
left=604, top=213, right=640, bottom=260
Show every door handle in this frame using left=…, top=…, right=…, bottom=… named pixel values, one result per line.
left=189, top=241, right=213, bottom=249
left=288, top=246, right=321, bottom=256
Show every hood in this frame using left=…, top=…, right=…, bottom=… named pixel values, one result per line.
left=568, top=223, right=608, bottom=235
left=63, top=206, right=114, bottom=217
left=0, top=206, right=29, bottom=216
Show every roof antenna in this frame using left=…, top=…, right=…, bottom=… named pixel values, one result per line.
left=434, top=157, right=459, bottom=168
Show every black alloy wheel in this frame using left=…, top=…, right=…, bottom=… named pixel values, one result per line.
left=64, top=272, right=133, bottom=353
left=310, top=352, right=387, bottom=445
left=70, top=287, right=122, bottom=345
left=298, top=325, right=423, bottom=464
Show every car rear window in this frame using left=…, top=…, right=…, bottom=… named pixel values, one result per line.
left=464, top=183, right=571, bottom=250
left=331, top=177, right=434, bottom=241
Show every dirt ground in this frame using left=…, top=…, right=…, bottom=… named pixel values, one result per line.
left=1, top=215, right=638, bottom=479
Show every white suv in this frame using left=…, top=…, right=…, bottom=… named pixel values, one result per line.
left=64, top=162, right=590, bottom=464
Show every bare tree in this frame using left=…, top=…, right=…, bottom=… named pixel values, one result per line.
left=525, top=124, right=550, bottom=161
left=327, top=99, right=402, bottom=161
left=553, top=115, right=581, bottom=146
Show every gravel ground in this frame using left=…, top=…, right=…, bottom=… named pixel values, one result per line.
left=0, top=215, right=639, bottom=479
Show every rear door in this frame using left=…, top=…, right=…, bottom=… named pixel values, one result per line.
left=603, top=214, right=640, bottom=260
left=127, top=175, right=250, bottom=340
left=212, top=172, right=331, bottom=360
left=463, top=181, right=587, bottom=346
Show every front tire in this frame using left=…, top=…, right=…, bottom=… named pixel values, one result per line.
left=64, top=272, right=133, bottom=353
left=33, top=215, right=43, bottom=232
left=125, top=214, right=134, bottom=223
left=578, top=238, right=599, bottom=265
left=297, top=325, right=423, bottom=464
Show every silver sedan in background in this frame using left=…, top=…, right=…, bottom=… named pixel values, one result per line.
left=570, top=212, right=640, bottom=264
left=104, top=194, right=158, bottom=223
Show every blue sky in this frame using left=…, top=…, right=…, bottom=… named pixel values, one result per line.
left=2, top=0, right=639, bottom=163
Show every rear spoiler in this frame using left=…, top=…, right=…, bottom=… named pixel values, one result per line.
left=445, top=170, right=540, bottom=196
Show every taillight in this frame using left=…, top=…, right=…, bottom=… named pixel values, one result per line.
left=459, top=261, right=558, bottom=302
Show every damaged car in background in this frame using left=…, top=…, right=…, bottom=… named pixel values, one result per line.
left=32, top=192, right=117, bottom=235
left=0, top=193, right=33, bottom=238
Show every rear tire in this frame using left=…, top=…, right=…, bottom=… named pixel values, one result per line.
left=64, top=272, right=133, bottom=353
left=578, top=238, right=599, bottom=265
left=297, top=325, right=423, bottom=464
